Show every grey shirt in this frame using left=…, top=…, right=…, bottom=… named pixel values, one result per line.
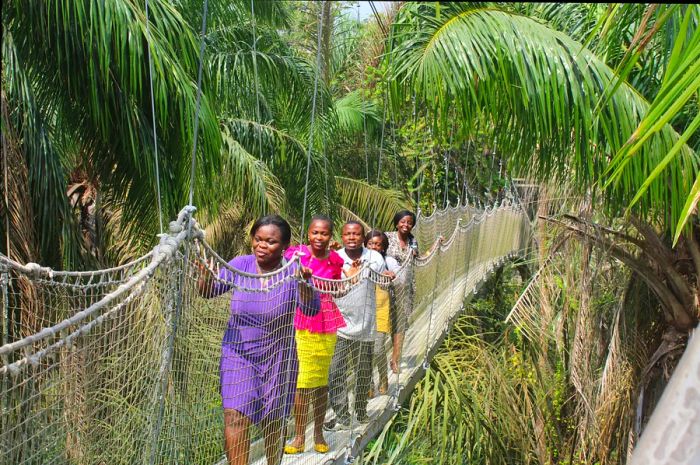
left=335, top=247, right=386, bottom=341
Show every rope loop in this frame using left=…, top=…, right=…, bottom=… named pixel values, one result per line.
left=24, top=263, right=43, bottom=279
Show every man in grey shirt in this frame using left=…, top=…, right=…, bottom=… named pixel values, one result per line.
left=325, top=221, right=386, bottom=429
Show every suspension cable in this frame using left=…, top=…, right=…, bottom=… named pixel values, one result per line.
left=461, top=152, right=469, bottom=205
left=417, top=117, right=429, bottom=212
left=371, top=12, right=398, bottom=228
left=411, top=93, right=419, bottom=208
left=2, top=116, right=8, bottom=259
left=187, top=0, right=210, bottom=207
left=443, top=152, right=449, bottom=208
left=250, top=0, right=261, bottom=124
left=387, top=28, right=402, bottom=205
left=487, top=132, right=497, bottom=196
left=444, top=113, right=456, bottom=207
left=300, top=5, right=324, bottom=238
left=144, top=0, right=164, bottom=234
left=250, top=0, right=264, bottom=196
left=323, top=146, right=330, bottom=210
left=358, top=4, right=370, bottom=184
left=371, top=90, right=388, bottom=228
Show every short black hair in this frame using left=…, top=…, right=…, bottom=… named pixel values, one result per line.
left=309, top=214, right=333, bottom=233
left=342, top=220, right=365, bottom=236
left=393, top=210, right=417, bottom=228
left=365, top=230, right=389, bottom=256
left=250, top=215, right=292, bottom=245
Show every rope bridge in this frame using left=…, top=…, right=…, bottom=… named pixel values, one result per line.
left=1, top=200, right=530, bottom=465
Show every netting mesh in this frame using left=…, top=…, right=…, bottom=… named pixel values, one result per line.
left=1, top=200, right=530, bottom=465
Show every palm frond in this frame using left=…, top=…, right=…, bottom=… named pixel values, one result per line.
left=0, top=91, right=38, bottom=264
left=175, top=0, right=290, bottom=35
left=335, top=176, right=410, bottom=231
left=2, top=31, right=76, bottom=266
left=215, top=123, right=288, bottom=216
left=388, top=3, right=698, bottom=236
left=334, top=90, right=381, bottom=139
left=4, top=0, right=223, bottom=261
left=201, top=205, right=256, bottom=260
left=221, top=118, right=332, bottom=219
left=603, top=6, right=700, bottom=241
left=208, top=22, right=317, bottom=122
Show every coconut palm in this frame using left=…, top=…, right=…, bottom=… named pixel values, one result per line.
left=371, top=3, right=698, bottom=463
left=386, top=2, right=699, bottom=331
left=0, top=0, right=370, bottom=266
left=2, top=0, right=226, bottom=267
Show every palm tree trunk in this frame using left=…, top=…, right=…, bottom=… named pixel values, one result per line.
left=1, top=92, right=37, bottom=264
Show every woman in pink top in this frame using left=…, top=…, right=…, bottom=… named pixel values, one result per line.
left=284, top=215, right=345, bottom=454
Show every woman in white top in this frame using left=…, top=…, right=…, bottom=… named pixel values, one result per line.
left=385, top=210, right=418, bottom=373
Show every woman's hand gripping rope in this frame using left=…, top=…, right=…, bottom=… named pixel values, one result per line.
left=295, top=260, right=315, bottom=305
left=197, top=256, right=216, bottom=298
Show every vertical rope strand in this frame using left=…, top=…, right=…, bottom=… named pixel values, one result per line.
left=444, top=114, right=456, bottom=208
left=372, top=19, right=396, bottom=228
left=188, top=0, right=210, bottom=207
left=250, top=0, right=261, bottom=124
left=358, top=4, right=370, bottom=184
left=145, top=0, right=164, bottom=234
left=411, top=93, right=419, bottom=208
left=386, top=19, right=400, bottom=188
left=371, top=93, right=387, bottom=228
left=443, top=152, right=449, bottom=208
left=250, top=0, right=265, bottom=210
left=300, top=5, right=324, bottom=238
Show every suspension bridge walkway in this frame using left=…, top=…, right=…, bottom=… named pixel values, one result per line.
left=0, top=199, right=524, bottom=465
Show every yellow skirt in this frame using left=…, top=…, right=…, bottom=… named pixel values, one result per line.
left=295, top=330, right=337, bottom=389
left=376, top=287, right=391, bottom=333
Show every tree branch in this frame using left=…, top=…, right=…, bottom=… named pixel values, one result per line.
left=629, top=216, right=695, bottom=309
left=540, top=216, right=694, bottom=329
left=685, top=231, right=700, bottom=301
left=561, top=214, right=645, bottom=249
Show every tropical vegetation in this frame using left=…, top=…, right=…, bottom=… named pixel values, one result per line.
left=2, top=1, right=698, bottom=464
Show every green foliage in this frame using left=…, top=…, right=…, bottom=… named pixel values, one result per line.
left=335, top=177, right=410, bottom=231
left=387, top=2, right=699, bottom=237
left=3, top=0, right=220, bottom=265
left=367, top=246, right=655, bottom=464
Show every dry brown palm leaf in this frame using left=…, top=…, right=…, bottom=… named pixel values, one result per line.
left=1, top=91, right=37, bottom=264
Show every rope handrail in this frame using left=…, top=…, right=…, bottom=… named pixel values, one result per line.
left=0, top=227, right=191, bottom=358
left=1, top=198, right=531, bottom=465
left=0, top=281, right=149, bottom=375
left=0, top=252, right=153, bottom=279
left=2, top=199, right=497, bottom=362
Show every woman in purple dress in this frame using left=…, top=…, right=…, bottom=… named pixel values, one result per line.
left=199, top=215, right=317, bottom=465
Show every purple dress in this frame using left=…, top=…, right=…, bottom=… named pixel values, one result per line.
left=213, top=255, right=319, bottom=424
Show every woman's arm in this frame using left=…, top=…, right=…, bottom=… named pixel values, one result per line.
left=198, top=257, right=236, bottom=298
left=197, top=258, right=216, bottom=298
left=420, top=235, right=445, bottom=259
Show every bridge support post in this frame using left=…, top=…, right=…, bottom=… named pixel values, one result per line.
left=145, top=211, right=194, bottom=465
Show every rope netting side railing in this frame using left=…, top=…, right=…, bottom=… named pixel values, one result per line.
left=1, top=201, right=530, bottom=465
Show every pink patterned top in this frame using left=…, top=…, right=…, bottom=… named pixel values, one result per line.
left=285, top=245, right=346, bottom=333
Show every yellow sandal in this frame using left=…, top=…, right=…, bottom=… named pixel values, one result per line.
left=314, top=443, right=329, bottom=453
left=284, top=444, right=305, bottom=455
